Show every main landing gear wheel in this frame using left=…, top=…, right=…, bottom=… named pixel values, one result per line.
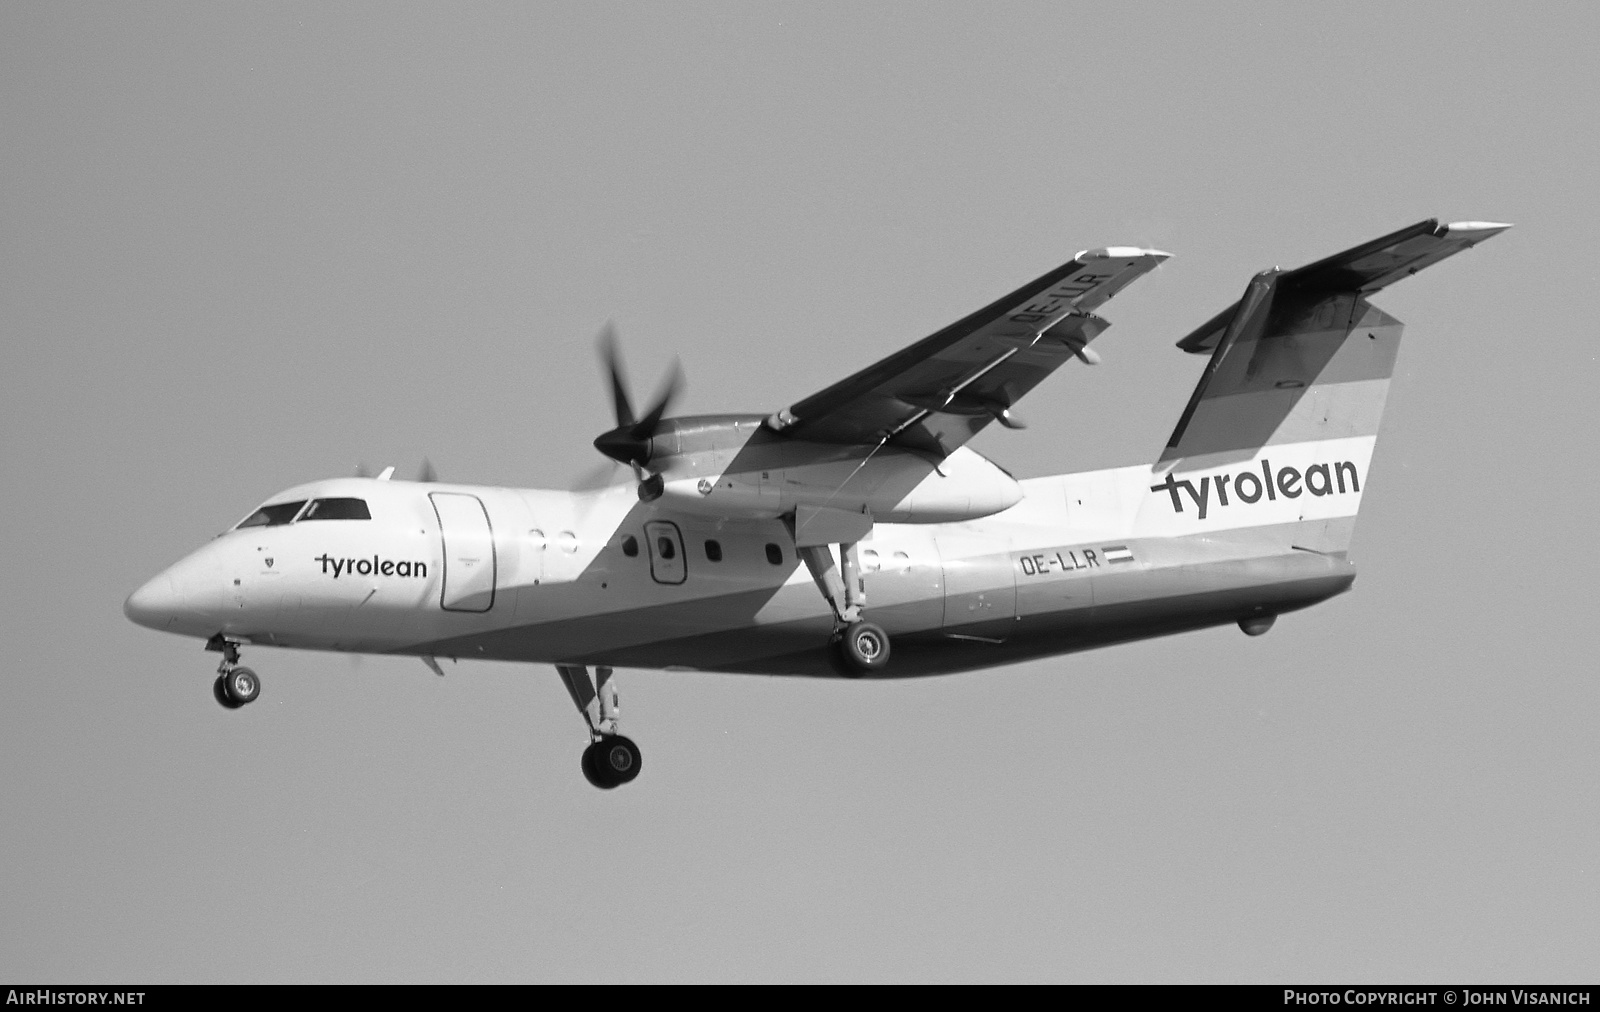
left=221, top=666, right=260, bottom=707
left=556, top=665, right=643, bottom=790
left=582, top=735, right=642, bottom=789
left=831, top=620, right=891, bottom=677
left=794, top=539, right=888, bottom=677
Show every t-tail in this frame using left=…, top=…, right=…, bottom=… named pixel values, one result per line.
left=1133, top=219, right=1510, bottom=552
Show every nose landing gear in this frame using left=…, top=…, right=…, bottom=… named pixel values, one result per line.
left=207, top=634, right=260, bottom=709
left=556, top=664, right=642, bottom=789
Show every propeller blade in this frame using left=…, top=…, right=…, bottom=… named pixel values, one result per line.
left=416, top=457, right=437, bottom=483
left=591, top=324, right=684, bottom=483
left=630, top=358, right=683, bottom=440
left=597, top=323, right=636, bottom=430
left=571, top=460, right=627, bottom=492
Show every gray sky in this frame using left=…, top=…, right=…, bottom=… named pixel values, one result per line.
left=3, top=2, right=1596, bottom=983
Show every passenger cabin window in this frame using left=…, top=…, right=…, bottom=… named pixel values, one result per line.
left=656, top=536, right=676, bottom=560
left=236, top=500, right=307, bottom=529
left=765, top=543, right=783, bottom=565
left=300, top=497, right=371, bottom=521
left=621, top=535, right=639, bottom=557
left=704, top=539, right=722, bottom=562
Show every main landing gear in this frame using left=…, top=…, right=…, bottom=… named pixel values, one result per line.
left=207, top=634, right=260, bottom=709
left=831, top=619, right=890, bottom=676
left=796, top=539, right=891, bottom=678
left=556, top=664, right=641, bottom=789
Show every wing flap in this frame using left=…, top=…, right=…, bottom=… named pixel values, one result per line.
left=777, top=247, right=1169, bottom=453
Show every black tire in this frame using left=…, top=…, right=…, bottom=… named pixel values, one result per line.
left=837, top=621, right=890, bottom=675
left=583, top=735, right=641, bottom=788
left=222, top=666, right=260, bottom=706
left=599, top=735, right=641, bottom=785
left=213, top=674, right=241, bottom=710
left=581, top=742, right=610, bottom=789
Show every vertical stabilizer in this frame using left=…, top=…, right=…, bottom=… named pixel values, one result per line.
left=1137, top=220, right=1508, bottom=548
left=1160, top=285, right=1391, bottom=464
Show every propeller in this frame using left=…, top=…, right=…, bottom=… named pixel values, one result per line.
left=591, top=323, right=682, bottom=499
left=571, top=459, right=631, bottom=492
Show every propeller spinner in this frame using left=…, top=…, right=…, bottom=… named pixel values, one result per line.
left=591, top=324, right=682, bottom=500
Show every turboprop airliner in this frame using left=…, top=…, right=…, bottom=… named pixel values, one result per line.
left=125, top=218, right=1507, bottom=788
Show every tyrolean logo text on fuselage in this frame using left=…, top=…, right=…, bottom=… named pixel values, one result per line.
left=1150, top=457, right=1361, bottom=520
left=314, top=554, right=429, bottom=579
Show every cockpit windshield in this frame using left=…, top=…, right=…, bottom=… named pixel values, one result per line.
left=233, top=497, right=371, bottom=530
left=236, top=501, right=308, bottom=529
left=300, top=498, right=371, bottom=521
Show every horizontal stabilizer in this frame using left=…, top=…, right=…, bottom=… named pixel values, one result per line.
left=1177, top=219, right=1510, bottom=354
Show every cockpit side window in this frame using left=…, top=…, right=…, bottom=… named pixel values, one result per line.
left=301, top=498, right=371, bottom=521
left=236, top=500, right=308, bottom=529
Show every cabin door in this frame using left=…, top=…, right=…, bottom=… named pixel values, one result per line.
left=430, top=492, right=497, bottom=612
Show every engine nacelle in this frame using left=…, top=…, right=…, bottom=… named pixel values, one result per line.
left=655, top=445, right=1021, bottom=524
left=875, top=445, right=1022, bottom=522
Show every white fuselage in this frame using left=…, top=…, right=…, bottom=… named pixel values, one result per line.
left=126, top=435, right=1369, bottom=677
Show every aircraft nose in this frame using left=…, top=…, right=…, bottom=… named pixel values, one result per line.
left=124, top=573, right=182, bottom=630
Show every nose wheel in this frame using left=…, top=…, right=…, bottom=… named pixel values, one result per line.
left=557, top=664, right=642, bottom=789
left=216, top=666, right=260, bottom=708
left=207, top=634, right=260, bottom=709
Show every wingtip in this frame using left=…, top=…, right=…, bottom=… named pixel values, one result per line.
left=1077, top=246, right=1174, bottom=262
left=1443, top=221, right=1513, bottom=240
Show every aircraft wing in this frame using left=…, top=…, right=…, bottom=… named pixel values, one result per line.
left=768, top=247, right=1170, bottom=456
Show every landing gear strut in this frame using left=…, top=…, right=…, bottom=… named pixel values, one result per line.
left=556, top=664, right=641, bottom=789
left=207, top=634, right=260, bottom=709
left=797, top=539, right=891, bottom=677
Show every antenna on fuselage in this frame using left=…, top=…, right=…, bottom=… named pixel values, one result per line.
left=355, top=460, right=434, bottom=482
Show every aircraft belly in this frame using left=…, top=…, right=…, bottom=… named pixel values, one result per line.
left=404, top=585, right=829, bottom=667
left=1005, top=520, right=1355, bottom=660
